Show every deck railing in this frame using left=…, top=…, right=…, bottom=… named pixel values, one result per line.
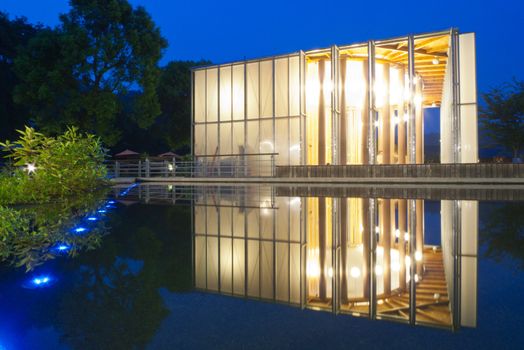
left=107, top=153, right=277, bottom=179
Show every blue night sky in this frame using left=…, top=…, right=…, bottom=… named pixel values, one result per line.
left=1, top=0, right=523, bottom=94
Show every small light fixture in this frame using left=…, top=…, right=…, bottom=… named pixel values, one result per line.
left=404, top=232, right=410, bottom=241
left=432, top=57, right=440, bottom=65
left=26, top=163, right=37, bottom=174
left=73, top=227, right=88, bottom=234
left=395, top=229, right=400, bottom=238
left=350, top=266, right=361, bottom=278
left=415, top=251, right=423, bottom=261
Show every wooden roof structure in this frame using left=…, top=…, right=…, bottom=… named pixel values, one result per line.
left=306, top=33, right=450, bottom=107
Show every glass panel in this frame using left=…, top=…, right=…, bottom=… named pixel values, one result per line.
left=206, top=236, right=219, bottom=291
left=232, top=64, right=245, bottom=121
left=220, top=206, right=232, bottom=236
left=206, top=68, right=218, bottom=122
left=260, top=241, right=274, bottom=299
left=195, top=236, right=206, bottom=288
left=247, top=239, right=260, bottom=297
left=276, top=242, right=289, bottom=302
left=206, top=123, right=218, bottom=155
left=232, top=121, right=244, bottom=154
left=289, top=117, right=300, bottom=165
left=194, top=70, right=206, bottom=123
left=275, top=197, right=289, bottom=241
left=219, top=66, right=232, bottom=121
left=219, top=123, right=232, bottom=155
left=289, top=55, right=300, bottom=117
left=289, top=243, right=301, bottom=304
left=275, top=118, right=289, bottom=166
left=260, top=60, right=273, bottom=117
left=233, top=238, right=246, bottom=295
left=259, top=119, right=273, bottom=154
left=194, top=124, right=205, bottom=156
left=246, top=62, right=259, bottom=119
left=220, top=237, right=232, bottom=292
left=275, top=57, right=289, bottom=117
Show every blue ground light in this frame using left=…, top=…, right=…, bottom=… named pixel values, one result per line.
left=87, top=216, right=98, bottom=221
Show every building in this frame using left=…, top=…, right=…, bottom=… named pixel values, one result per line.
left=191, top=29, right=477, bottom=175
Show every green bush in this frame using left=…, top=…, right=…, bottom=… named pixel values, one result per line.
left=0, top=126, right=108, bottom=204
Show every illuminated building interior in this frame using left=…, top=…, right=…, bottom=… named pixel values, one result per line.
left=192, top=29, right=478, bottom=171
left=192, top=187, right=478, bottom=330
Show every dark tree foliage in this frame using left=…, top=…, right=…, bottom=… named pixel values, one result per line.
left=0, top=12, right=40, bottom=142
left=480, top=79, right=524, bottom=159
left=13, top=0, right=167, bottom=146
left=481, top=202, right=524, bottom=269
left=112, top=60, right=211, bottom=155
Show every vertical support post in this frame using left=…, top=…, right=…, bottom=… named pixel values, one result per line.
left=407, top=35, right=416, bottom=164
left=319, top=59, right=326, bottom=165
left=367, top=41, right=376, bottom=164
left=115, top=160, right=120, bottom=178
left=331, top=45, right=340, bottom=165
left=340, top=57, right=347, bottom=165
left=451, top=29, right=462, bottom=163
left=145, top=158, right=150, bottom=178
left=138, top=159, right=142, bottom=177
left=398, top=67, right=406, bottom=164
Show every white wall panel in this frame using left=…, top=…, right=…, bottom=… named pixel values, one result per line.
left=459, top=33, right=478, bottom=163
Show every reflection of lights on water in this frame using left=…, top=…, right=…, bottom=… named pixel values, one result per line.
left=23, top=274, right=55, bottom=289
left=73, top=227, right=88, bottom=234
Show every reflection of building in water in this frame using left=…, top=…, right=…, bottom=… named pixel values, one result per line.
left=193, top=187, right=477, bottom=330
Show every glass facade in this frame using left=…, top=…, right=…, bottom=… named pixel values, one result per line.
left=192, top=30, right=478, bottom=173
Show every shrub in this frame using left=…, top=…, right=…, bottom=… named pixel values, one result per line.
left=0, top=126, right=108, bottom=204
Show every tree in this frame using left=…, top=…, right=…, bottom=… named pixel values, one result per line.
left=480, top=79, right=524, bottom=160
left=154, top=60, right=211, bottom=150
left=110, top=60, right=211, bottom=154
left=14, top=0, right=167, bottom=146
left=0, top=12, right=40, bottom=142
